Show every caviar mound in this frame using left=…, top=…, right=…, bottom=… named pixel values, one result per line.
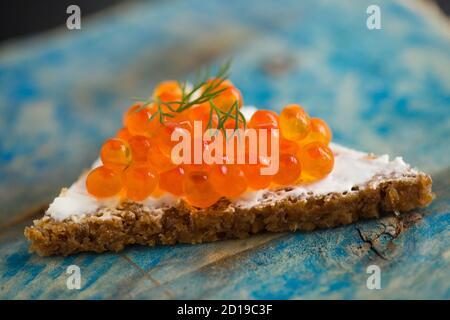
left=86, top=80, right=336, bottom=208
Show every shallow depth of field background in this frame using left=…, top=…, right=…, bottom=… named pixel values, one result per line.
left=0, top=0, right=449, bottom=299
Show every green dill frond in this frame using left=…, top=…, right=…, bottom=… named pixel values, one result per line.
left=130, top=59, right=246, bottom=134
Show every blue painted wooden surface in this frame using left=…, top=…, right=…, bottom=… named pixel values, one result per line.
left=1, top=0, right=449, bottom=299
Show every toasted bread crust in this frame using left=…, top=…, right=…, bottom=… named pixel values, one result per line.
left=24, top=173, right=433, bottom=256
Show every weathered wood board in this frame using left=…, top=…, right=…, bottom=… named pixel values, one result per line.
left=0, top=0, right=449, bottom=299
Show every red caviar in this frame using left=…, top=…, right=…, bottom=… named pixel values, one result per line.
left=100, top=138, right=132, bottom=170
left=205, top=79, right=243, bottom=112
left=279, top=104, right=311, bottom=141
left=86, top=79, right=335, bottom=208
left=128, top=135, right=152, bottom=163
left=210, top=163, right=247, bottom=198
left=248, top=110, right=279, bottom=130
left=299, top=118, right=332, bottom=146
left=123, top=102, right=159, bottom=136
left=147, top=143, right=177, bottom=173
left=273, top=153, right=301, bottom=185
left=152, top=81, right=183, bottom=113
left=86, top=166, right=123, bottom=198
left=242, top=155, right=273, bottom=190
left=298, top=142, right=334, bottom=182
left=123, top=164, right=158, bottom=201
left=183, top=171, right=221, bottom=208
left=188, top=104, right=219, bottom=131
left=153, top=81, right=183, bottom=103
left=154, top=120, right=192, bottom=157
left=116, top=127, right=132, bottom=141
left=280, top=137, right=300, bottom=155
left=159, top=166, right=185, bottom=196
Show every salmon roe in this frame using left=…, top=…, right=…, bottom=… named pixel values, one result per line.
left=123, top=164, right=158, bottom=201
left=123, top=102, right=159, bottom=136
left=280, top=137, right=300, bottom=155
left=299, top=118, right=332, bottom=146
left=154, top=120, right=192, bottom=157
left=210, top=164, right=247, bottom=198
left=128, top=135, right=152, bottom=163
left=86, top=79, right=335, bottom=208
left=273, top=153, right=301, bottom=185
left=279, top=104, right=311, bottom=141
left=153, top=81, right=183, bottom=103
left=159, top=166, right=185, bottom=196
left=242, top=155, right=273, bottom=190
left=188, top=104, right=219, bottom=131
left=100, top=138, right=132, bottom=170
left=297, top=142, right=334, bottom=182
left=183, top=171, right=221, bottom=208
left=86, top=166, right=123, bottom=198
left=248, top=110, right=279, bottom=130
left=147, top=143, right=177, bottom=173
left=116, top=127, right=132, bottom=141
left=152, top=81, right=183, bottom=113
left=205, top=79, right=243, bottom=112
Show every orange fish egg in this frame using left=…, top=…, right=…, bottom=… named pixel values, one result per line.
left=182, top=160, right=212, bottom=175
left=298, top=142, right=334, bottom=182
left=279, top=104, right=311, bottom=141
left=205, top=79, right=243, bottom=112
left=159, top=166, right=185, bottom=196
left=187, top=104, right=219, bottom=131
left=181, top=149, right=211, bottom=173
left=248, top=109, right=279, bottom=130
left=123, top=164, right=158, bottom=201
left=183, top=171, right=221, bottom=208
left=247, top=110, right=280, bottom=159
left=116, top=127, right=132, bottom=141
left=152, top=80, right=183, bottom=112
left=210, top=164, right=248, bottom=198
left=100, top=138, right=132, bottom=170
left=223, top=117, right=245, bottom=130
left=299, top=118, right=332, bottom=146
left=86, top=166, right=123, bottom=198
left=147, top=144, right=177, bottom=173
left=242, top=155, right=273, bottom=190
left=273, top=153, right=302, bottom=185
left=280, top=137, right=300, bottom=155
left=128, top=135, right=152, bottom=163
left=154, top=120, right=192, bottom=157
left=123, top=102, right=159, bottom=136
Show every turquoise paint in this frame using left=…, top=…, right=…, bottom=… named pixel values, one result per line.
left=0, top=0, right=449, bottom=299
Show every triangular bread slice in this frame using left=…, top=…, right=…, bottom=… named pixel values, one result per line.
left=25, top=143, right=433, bottom=256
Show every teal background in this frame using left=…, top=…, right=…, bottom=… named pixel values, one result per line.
left=0, top=0, right=449, bottom=299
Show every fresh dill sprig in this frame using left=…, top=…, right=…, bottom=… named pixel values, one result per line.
left=131, top=60, right=246, bottom=133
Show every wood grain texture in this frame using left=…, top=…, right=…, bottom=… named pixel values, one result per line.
left=0, top=0, right=449, bottom=299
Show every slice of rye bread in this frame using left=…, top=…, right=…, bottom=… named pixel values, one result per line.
left=24, top=145, right=433, bottom=256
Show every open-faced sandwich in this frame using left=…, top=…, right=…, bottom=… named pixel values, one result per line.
left=25, top=64, right=433, bottom=256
